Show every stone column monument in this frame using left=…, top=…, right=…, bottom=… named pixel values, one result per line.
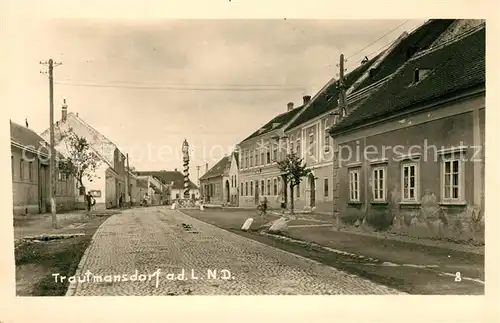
left=182, top=139, right=190, bottom=199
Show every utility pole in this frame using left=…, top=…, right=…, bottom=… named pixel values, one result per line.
left=127, top=153, right=131, bottom=207
left=338, top=53, right=347, bottom=116
left=40, top=59, right=62, bottom=229
left=333, top=54, right=347, bottom=229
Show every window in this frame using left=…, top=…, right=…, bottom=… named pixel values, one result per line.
left=289, top=135, right=294, bottom=154
left=402, top=162, right=418, bottom=202
left=267, top=179, right=271, bottom=196
left=442, top=156, right=463, bottom=201
left=372, top=167, right=386, bottom=202
left=308, top=130, right=315, bottom=156
left=245, top=151, right=249, bottom=169
left=250, top=149, right=253, bottom=167
left=273, top=178, right=278, bottom=195
left=272, top=144, right=278, bottom=162
left=254, top=150, right=258, bottom=167
left=296, top=138, right=301, bottom=157
left=245, top=182, right=248, bottom=196
left=58, top=172, right=62, bottom=181
left=241, top=182, right=243, bottom=194
left=349, top=169, right=360, bottom=201
left=260, top=180, right=265, bottom=195
left=324, top=178, right=329, bottom=197
left=19, top=159, right=24, bottom=180
left=250, top=181, right=253, bottom=196
left=266, top=150, right=271, bottom=164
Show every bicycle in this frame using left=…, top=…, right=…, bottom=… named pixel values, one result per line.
left=257, top=203, right=267, bottom=217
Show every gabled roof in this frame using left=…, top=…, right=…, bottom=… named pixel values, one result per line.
left=134, top=170, right=198, bottom=190
left=200, top=156, right=230, bottom=181
left=286, top=55, right=379, bottom=130
left=331, top=25, right=485, bottom=134
left=286, top=20, right=456, bottom=131
left=136, top=178, right=149, bottom=189
left=40, top=112, right=121, bottom=169
left=10, top=121, right=64, bottom=159
left=240, top=105, right=304, bottom=143
left=233, top=151, right=239, bottom=168
left=354, top=19, right=455, bottom=91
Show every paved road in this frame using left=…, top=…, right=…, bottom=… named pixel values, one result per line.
left=68, top=207, right=403, bottom=295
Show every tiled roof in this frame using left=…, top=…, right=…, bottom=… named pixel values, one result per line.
left=354, top=19, right=456, bottom=90
left=136, top=178, right=148, bottom=189
left=286, top=20, right=456, bottom=131
left=41, top=112, right=121, bottom=169
left=240, top=105, right=304, bottom=143
left=200, top=156, right=230, bottom=180
left=134, top=171, right=198, bottom=190
left=233, top=152, right=239, bottom=168
left=331, top=25, right=485, bottom=134
left=286, top=55, right=379, bottom=130
left=10, top=121, right=64, bottom=158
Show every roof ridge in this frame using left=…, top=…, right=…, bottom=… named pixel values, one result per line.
left=411, top=23, right=485, bottom=61
left=71, top=113, right=118, bottom=147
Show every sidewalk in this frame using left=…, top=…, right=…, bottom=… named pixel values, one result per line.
left=14, top=209, right=122, bottom=241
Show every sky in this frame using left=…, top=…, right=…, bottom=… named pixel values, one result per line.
left=4, top=18, right=426, bottom=178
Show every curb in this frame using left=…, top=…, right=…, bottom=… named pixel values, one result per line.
left=64, top=214, right=117, bottom=297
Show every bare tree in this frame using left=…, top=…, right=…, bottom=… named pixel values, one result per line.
left=277, top=153, right=311, bottom=214
left=57, top=129, right=101, bottom=195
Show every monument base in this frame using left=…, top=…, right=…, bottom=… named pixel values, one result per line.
left=174, top=199, right=197, bottom=209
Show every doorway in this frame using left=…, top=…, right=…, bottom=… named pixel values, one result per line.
left=308, top=174, right=316, bottom=208
left=39, top=164, right=48, bottom=213
left=225, top=180, right=230, bottom=203
left=254, top=179, right=259, bottom=205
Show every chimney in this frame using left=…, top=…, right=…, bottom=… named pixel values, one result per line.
left=303, top=95, right=311, bottom=105
left=205, top=163, right=208, bottom=173
left=287, top=102, right=294, bottom=111
left=174, top=168, right=177, bottom=172
left=62, top=99, right=68, bottom=122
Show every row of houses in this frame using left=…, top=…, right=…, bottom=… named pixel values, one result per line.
left=11, top=102, right=200, bottom=215
left=200, top=19, right=485, bottom=240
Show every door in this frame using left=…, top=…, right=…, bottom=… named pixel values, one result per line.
left=309, top=174, right=316, bottom=208
left=254, top=180, right=259, bottom=205
left=39, top=164, right=48, bottom=213
left=225, top=180, right=230, bottom=203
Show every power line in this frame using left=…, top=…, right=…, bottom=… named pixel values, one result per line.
left=345, top=21, right=426, bottom=72
left=54, top=81, right=308, bottom=91
left=346, top=20, right=410, bottom=60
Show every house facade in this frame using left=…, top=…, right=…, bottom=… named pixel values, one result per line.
left=228, top=152, right=239, bottom=206
left=329, top=24, right=485, bottom=241
left=200, top=157, right=230, bottom=205
left=135, top=170, right=199, bottom=203
left=237, top=99, right=308, bottom=209
left=277, top=19, right=461, bottom=214
left=11, top=121, right=76, bottom=215
left=40, top=104, right=128, bottom=209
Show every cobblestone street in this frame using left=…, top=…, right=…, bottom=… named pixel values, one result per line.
left=68, top=207, right=403, bottom=295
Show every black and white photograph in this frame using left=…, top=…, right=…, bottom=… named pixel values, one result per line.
left=1, top=0, right=497, bottom=321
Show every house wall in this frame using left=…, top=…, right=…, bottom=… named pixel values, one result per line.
left=334, top=94, right=485, bottom=242
left=284, top=113, right=337, bottom=213
left=228, top=156, right=239, bottom=206
left=105, top=168, right=117, bottom=209
left=170, top=188, right=199, bottom=202
left=200, top=177, right=224, bottom=204
left=11, top=146, right=76, bottom=215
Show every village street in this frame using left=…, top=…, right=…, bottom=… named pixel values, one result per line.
left=66, top=207, right=404, bottom=295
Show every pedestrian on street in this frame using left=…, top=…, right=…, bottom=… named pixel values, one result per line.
left=86, top=191, right=95, bottom=216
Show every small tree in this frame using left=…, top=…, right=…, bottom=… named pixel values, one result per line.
left=58, top=129, right=101, bottom=196
left=277, top=153, right=312, bottom=215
